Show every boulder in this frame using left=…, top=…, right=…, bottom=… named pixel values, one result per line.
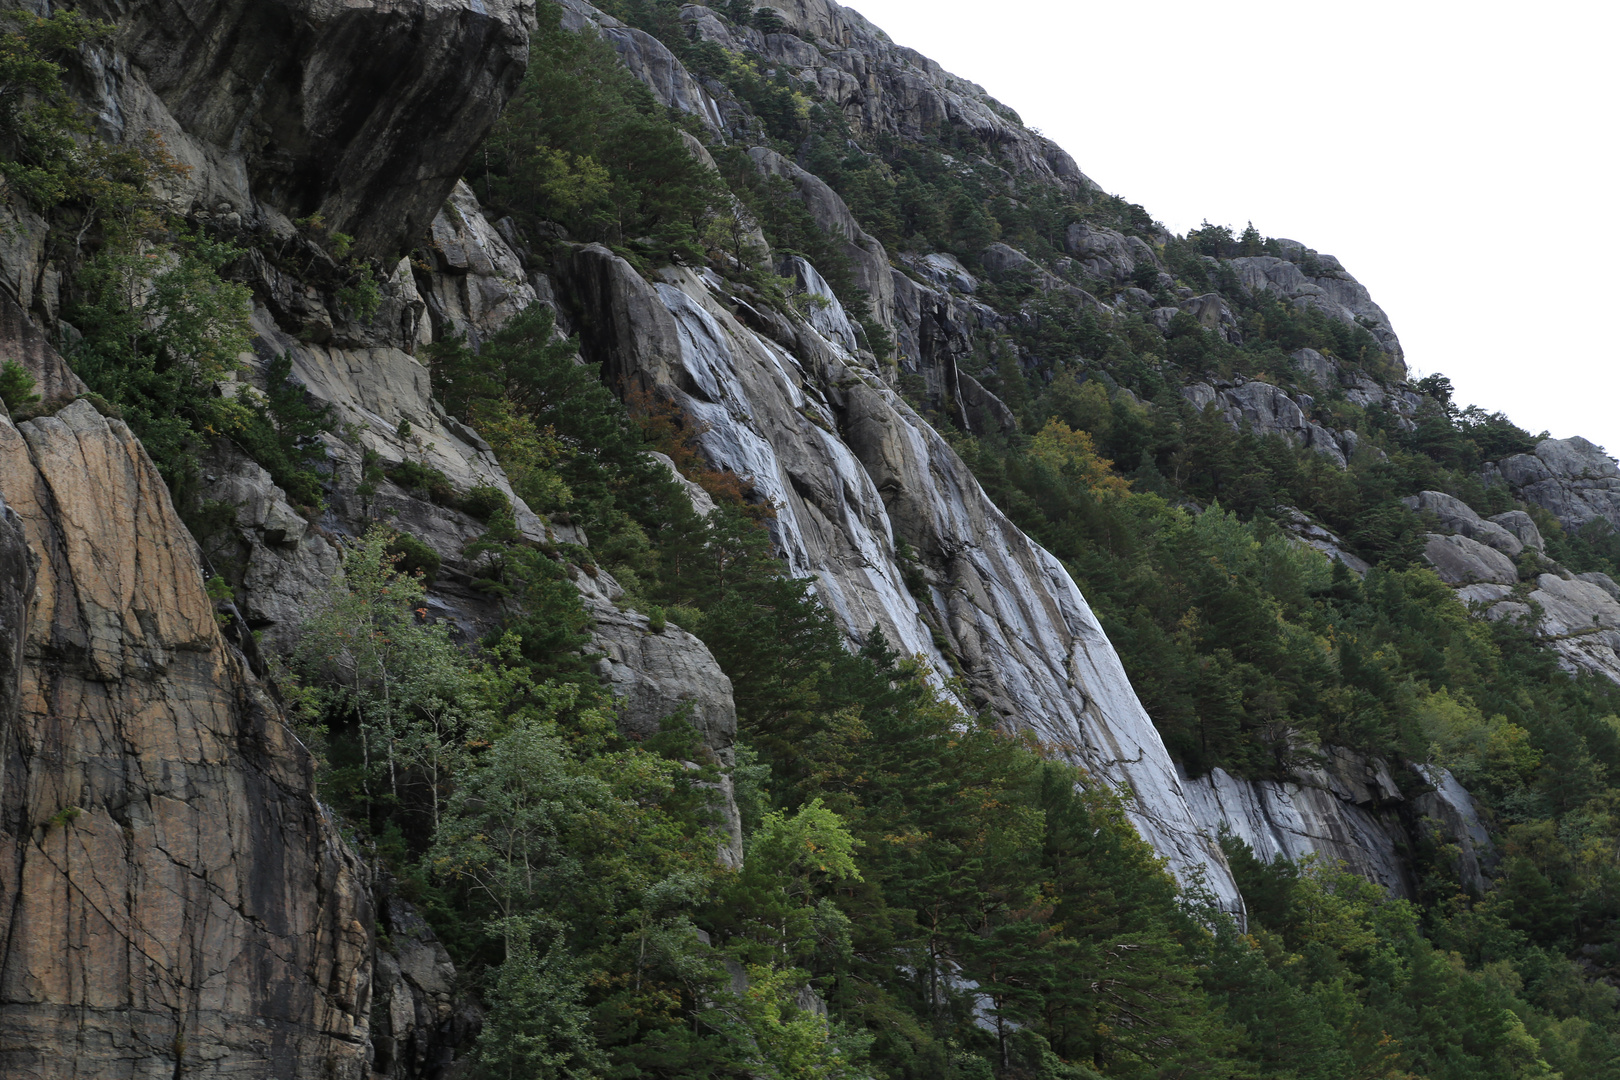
left=1489, top=510, right=1545, bottom=552
left=1401, top=490, right=1523, bottom=555
left=1422, top=533, right=1519, bottom=585
left=1492, top=437, right=1620, bottom=533
left=980, top=241, right=1033, bottom=275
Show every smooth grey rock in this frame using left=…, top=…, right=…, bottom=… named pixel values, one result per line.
left=1422, top=533, right=1518, bottom=585
left=561, top=0, right=727, bottom=132
left=1492, top=438, right=1620, bottom=533
left=779, top=254, right=861, bottom=354
left=1530, top=573, right=1620, bottom=636
left=552, top=248, right=1245, bottom=912
left=421, top=180, right=539, bottom=347
left=1148, top=306, right=1180, bottom=334
left=1181, top=758, right=1412, bottom=901
left=980, top=241, right=1033, bottom=274
left=1411, top=765, right=1495, bottom=895
left=1181, top=292, right=1238, bottom=340
left=1290, top=346, right=1336, bottom=386
left=1402, top=490, right=1522, bottom=555
left=1578, top=571, right=1620, bottom=601
left=1489, top=510, right=1545, bottom=552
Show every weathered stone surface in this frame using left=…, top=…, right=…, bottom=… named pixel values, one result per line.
left=1410, top=765, right=1495, bottom=896
left=1290, top=346, right=1336, bottom=387
left=1401, top=490, right=1523, bottom=555
left=1491, top=437, right=1620, bottom=533
left=1578, top=571, right=1620, bottom=601
left=559, top=0, right=726, bottom=132
left=1181, top=381, right=1348, bottom=467
left=0, top=402, right=372, bottom=1078
left=1279, top=507, right=1370, bottom=575
left=1065, top=221, right=1148, bottom=281
left=1181, top=748, right=1414, bottom=900
left=369, top=879, right=472, bottom=1080
left=779, top=254, right=861, bottom=354
left=1232, top=247, right=1404, bottom=369
left=1489, top=510, right=1545, bottom=552
left=1422, top=533, right=1519, bottom=586
left=421, top=180, right=540, bottom=347
left=679, top=0, right=1091, bottom=193
left=102, top=0, right=536, bottom=260
left=552, top=243, right=1244, bottom=911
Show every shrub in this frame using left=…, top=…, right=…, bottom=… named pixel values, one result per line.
left=387, top=531, right=442, bottom=584
left=0, top=360, right=38, bottom=410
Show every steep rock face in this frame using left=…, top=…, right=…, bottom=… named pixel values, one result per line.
left=558, top=0, right=727, bottom=134
left=1182, top=754, right=1496, bottom=901
left=1181, top=750, right=1414, bottom=898
left=749, top=146, right=896, bottom=327
left=0, top=397, right=372, bottom=1078
left=689, top=0, right=1090, bottom=191
left=550, top=241, right=1245, bottom=909
left=97, top=0, right=536, bottom=260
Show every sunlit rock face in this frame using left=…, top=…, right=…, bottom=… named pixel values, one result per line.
left=0, top=381, right=373, bottom=1078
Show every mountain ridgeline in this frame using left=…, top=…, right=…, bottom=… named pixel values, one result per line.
left=2, top=0, right=1620, bottom=1077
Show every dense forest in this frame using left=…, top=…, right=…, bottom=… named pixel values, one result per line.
left=7, top=3, right=1620, bottom=1078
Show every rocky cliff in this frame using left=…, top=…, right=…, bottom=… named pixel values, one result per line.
left=0, top=333, right=373, bottom=1076
left=2, top=0, right=1606, bottom=1070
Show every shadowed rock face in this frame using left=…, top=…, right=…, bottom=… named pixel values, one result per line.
left=0, top=399, right=372, bottom=1079
left=98, top=0, right=535, bottom=260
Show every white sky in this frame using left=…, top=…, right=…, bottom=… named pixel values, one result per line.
left=846, top=0, right=1620, bottom=456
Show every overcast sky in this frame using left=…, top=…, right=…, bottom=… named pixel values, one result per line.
left=846, top=0, right=1620, bottom=457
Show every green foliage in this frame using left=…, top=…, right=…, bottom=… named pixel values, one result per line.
left=474, top=2, right=726, bottom=262
left=68, top=227, right=255, bottom=513
left=0, top=359, right=37, bottom=409
left=294, top=526, right=482, bottom=832
left=386, top=531, right=441, bottom=585
left=0, top=11, right=108, bottom=209
left=233, top=353, right=334, bottom=508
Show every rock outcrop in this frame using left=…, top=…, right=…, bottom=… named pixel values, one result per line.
left=100, top=0, right=537, bottom=260
left=1181, top=749, right=1414, bottom=898
left=1461, top=574, right=1620, bottom=685
left=1422, top=533, right=1519, bottom=586
left=1230, top=245, right=1405, bottom=370
left=1487, top=437, right=1620, bottom=534
left=1403, top=490, right=1524, bottom=555
left=0, top=394, right=373, bottom=1078
left=1183, top=380, right=1354, bottom=466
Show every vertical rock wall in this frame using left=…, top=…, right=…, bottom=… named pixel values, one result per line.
left=0, top=394, right=372, bottom=1078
